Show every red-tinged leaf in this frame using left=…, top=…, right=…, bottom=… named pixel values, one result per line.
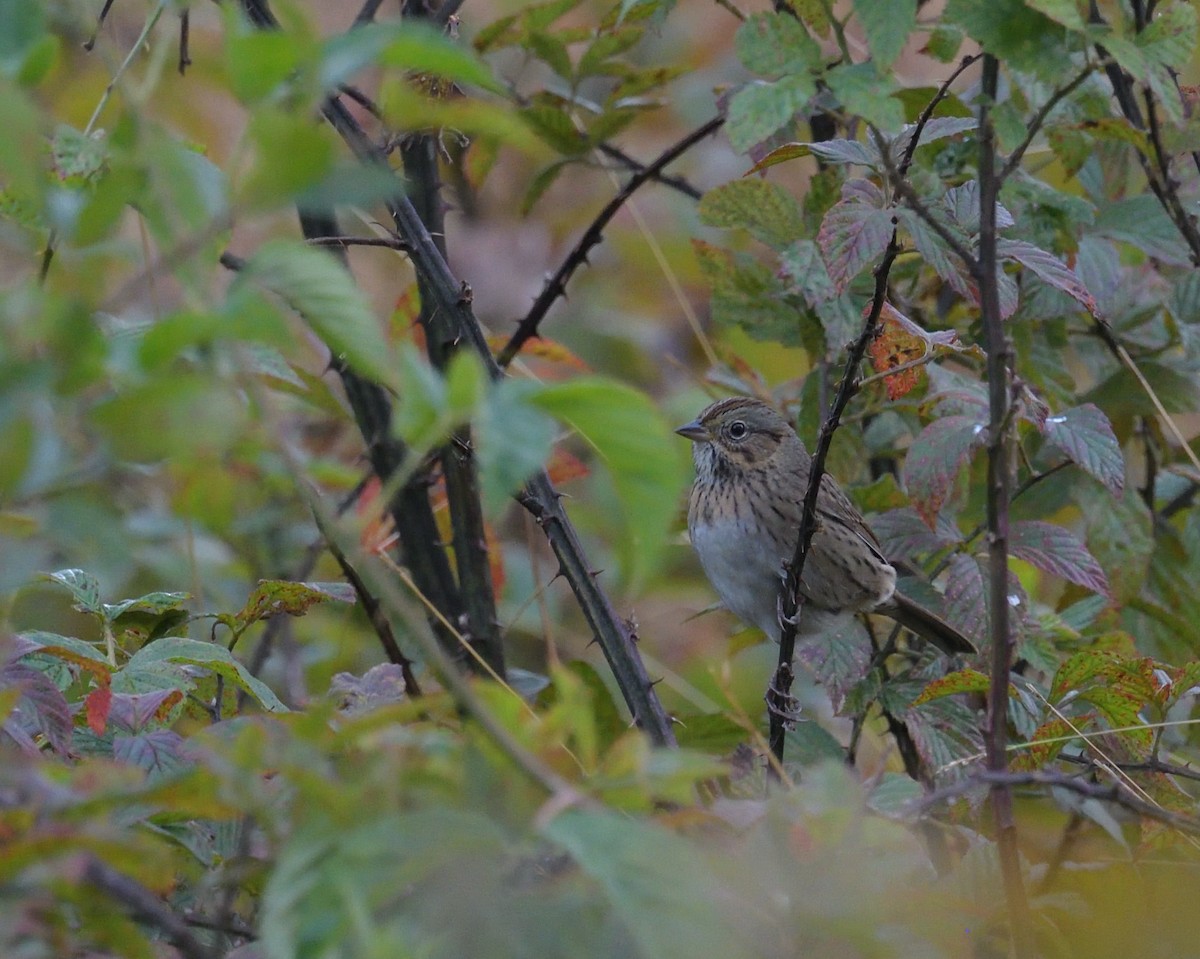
left=817, top=180, right=894, bottom=291
left=943, top=553, right=988, bottom=648
left=108, top=688, right=184, bottom=734
left=910, top=667, right=992, bottom=707
left=742, top=141, right=810, bottom=175
left=871, top=507, right=963, bottom=560
left=484, top=334, right=590, bottom=374
left=85, top=685, right=112, bottom=735
left=1010, top=520, right=1111, bottom=598
left=113, top=730, right=188, bottom=778
left=235, top=580, right=358, bottom=628
left=1042, top=403, right=1125, bottom=496
left=1049, top=649, right=1116, bottom=703
left=1, top=662, right=73, bottom=755
left=998, top=238, right=1099, bottom=315
left=1010, top=713, right=1096, bottom=772
left=794, top=616, right=871, bottom=714
left=901, top=415, right=986, bottom=527
left=867, top=302, right=959, bottom=400
left=546, top=447, right=589, bottom=485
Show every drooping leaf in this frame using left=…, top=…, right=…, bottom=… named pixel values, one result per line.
left=41, top=567, right=102, bottom=613
left=1011, top=520, right=1110, bottom=598
left=911, top=667, right=992, bottom=707
left=818, top=179, right=894, bottom=291
left=794, top=615, right=871, bottom=714
left=901, top=415, right=987, bottom=527
left=543, top=809, right=746, bottom=959
left=872, top=507, right=963, bottom=560
left=867, top=302, right=959, bottom=400
left=998, top=238, right=1097, bottom=315
left=529, top=377, right=689, bottom=582
left=1042, top=403, right=1125, bottom=496
left=943, top=553, right=988, bottom=649
left=725, top=76, right=814, bottom=153
left=734, top=12, right=820, bottom=77
left=239, top=240, right=398, bottom=390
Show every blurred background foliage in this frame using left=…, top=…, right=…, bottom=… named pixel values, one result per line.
left=3, top=0, right=1200, bottom=956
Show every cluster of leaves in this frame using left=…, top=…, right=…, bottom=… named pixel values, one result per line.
left=1, top=0, right=1200, bottom=957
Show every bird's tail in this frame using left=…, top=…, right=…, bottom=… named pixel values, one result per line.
left=880, top=591, right=977, bottom=656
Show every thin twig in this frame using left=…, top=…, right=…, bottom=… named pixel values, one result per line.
left=82, top=858, right=216, bottom=959
left=497, top=114, right=725, bottom=368
left=998, top=64, right=1096, bottom=184
left=306, top=234, right=410, bottom=251
left=322, top=530, right=424, bottom=696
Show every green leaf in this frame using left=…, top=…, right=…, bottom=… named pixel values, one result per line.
left=693, top=240, right=801, bottom=343
left=1042, top=403, right=1124, bottom=496
left=1024, top=0, right=1087, bottom=31
left=123, top=638, right=287, bottom=712
left=474, top=380, right=556, bottom=514
left=239, top=240, right=398, bottom=390
left=529, top=378, right=688, bottom=583
left=102, top=591, right=190, bottom=622
left=795, top=616, right=871, bottom=713
left=235, top=580, right=357, bottom=630
left=945, top=0, right=1068, bottom=74
left=544, top=810, right=745, bottom=959
left=735, top=12, right=820, bottom=78
left=923, top=24, right=964, bottom=61
left=698, top=178, right=805, bottom=249
left=377, top=22, right=502, bottom=93
left=853, top=0, right=916, bottom=69
left=225, top=26, right=312, bottom=103
left=41, top=568, right=102, bottom=613
left=1011, top=521, right=1110, bottom=597
left=238, top=109, right=337, bottom=209
left=825, top=62, right=904, bottom=134
left=90, top=373, right=247, bottom=462
left=725, top=76, right=813, bottom=153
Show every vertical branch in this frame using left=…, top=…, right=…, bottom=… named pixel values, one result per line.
left=975, top=54, right=1035, bottom=956
left=398, top=65, right=504, bottom=675
left=296, top=208, right=471, bottom=669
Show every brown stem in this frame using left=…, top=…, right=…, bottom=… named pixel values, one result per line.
left=976, top=53, right=1035, bottom=957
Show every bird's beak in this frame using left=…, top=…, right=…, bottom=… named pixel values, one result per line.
left=675, top=419, right=709, bottom=442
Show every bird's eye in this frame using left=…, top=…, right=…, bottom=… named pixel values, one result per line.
left=728, top=420, right=748, bottom=440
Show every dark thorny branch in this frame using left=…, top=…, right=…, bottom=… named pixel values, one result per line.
left=496, top=114, right=725, bottom=368
left=82, top=858, right=216, bottom=959
left=238, top=0, right=676, bottom=746
left=596, top=142, right=704, bottom=199
left=223, top=214, right=475, bottom=673
left=400, top=0, right=504, bottom=677
left=976, top=53, right=1035, bottom=957
left=768, top=56, right=981, bottom=772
